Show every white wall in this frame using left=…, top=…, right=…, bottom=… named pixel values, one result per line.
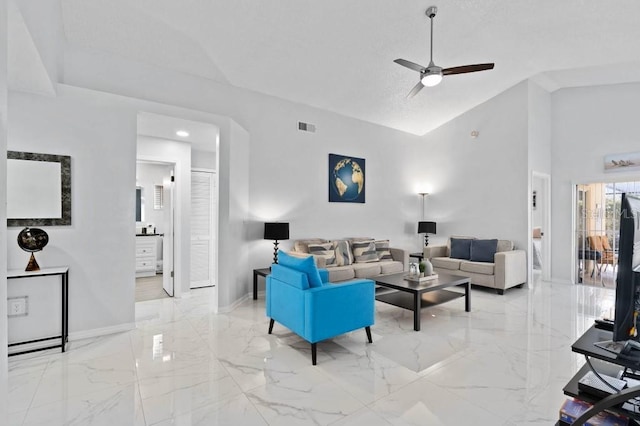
left=415, top=81, right=530, bottom=253
left=528, top=81, right=552, bottom=176
left=192, top=149, right=215, bottom=170
left=551, top=83, right=640, bottom=282
left=1, top=0, right=9, bottom=417
left=137, top=136, right=191, bottom=296
left=7, top=87, right=137, bottom=337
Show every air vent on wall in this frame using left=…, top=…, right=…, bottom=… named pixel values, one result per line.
left=298, top=121, right=316, bottom=133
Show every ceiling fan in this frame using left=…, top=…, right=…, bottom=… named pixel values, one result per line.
left=394, top=6, right=494, bottom=98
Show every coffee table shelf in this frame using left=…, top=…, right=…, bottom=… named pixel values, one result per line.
left=376, top=288, right=465, bottom=311
left=373, top=272, right=471, bottom=331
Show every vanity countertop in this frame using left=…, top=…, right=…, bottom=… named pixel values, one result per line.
left=136, top=233, right=164, bottom=237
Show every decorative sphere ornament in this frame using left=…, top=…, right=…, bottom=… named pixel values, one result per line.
left=17, top=227, right=49, bottom=271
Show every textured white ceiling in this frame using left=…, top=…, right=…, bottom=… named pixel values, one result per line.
left=59, top=0, right=640, bottom=135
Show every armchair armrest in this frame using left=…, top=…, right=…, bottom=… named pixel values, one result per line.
left=390, top=247, right=409, bottom=270
left=495, top=250, right=526, bottom=290
left=303, top=279, right=374, bottom=343
left=318, top=269, right=329, bottom=283
left=424, top=245, right=447, bottom=259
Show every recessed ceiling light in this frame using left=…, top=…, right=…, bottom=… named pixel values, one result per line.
left=176, top=130, right=189, bottom=137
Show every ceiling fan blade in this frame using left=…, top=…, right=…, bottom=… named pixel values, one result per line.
left=442, top=63, right=494, bottom=75
left=394, top=59, right=426, bottom=73
left=407, top=81, right=424, bottom=99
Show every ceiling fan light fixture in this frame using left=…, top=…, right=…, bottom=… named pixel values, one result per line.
left=421, top=72, right=442, bottom=87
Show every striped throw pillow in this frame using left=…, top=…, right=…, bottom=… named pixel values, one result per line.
left=352, top=239, right=379, bottom=263
left=308, top=243, right=337, bottom=268
left=375, top=240, right=393, bottom=262
left=334, top=240, right=354, bottom=266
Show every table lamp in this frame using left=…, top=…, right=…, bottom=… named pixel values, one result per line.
left=264, top=222, right=290, bottom=264
left=418, top=221, right=437, bottom=247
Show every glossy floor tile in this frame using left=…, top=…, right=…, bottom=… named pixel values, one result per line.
left=8, top=281, right=614, bottom=425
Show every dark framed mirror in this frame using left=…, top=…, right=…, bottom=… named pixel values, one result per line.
left=7, top=151, right=72, bottom=227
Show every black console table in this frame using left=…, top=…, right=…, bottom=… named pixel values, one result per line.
left=561, top=325, right=640, bottom=425
left=253, top=267, right=271, bottom=300
left=7, top=266, right=69, bottom=356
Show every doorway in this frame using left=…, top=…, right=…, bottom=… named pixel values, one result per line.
left=531, top=172, right=551, bottom=284
left=135, top=161, right=175, bottom=301
left=574, top=180, right=640, bottom=287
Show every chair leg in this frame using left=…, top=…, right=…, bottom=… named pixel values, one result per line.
left=268, top=318, right=274, bottom=334
left=365, top=326, right=372, bottom=344
left=311, top=343, right=317, bottom=365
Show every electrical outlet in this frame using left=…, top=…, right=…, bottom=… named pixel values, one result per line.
left=8, top=296, right=28, bottom=317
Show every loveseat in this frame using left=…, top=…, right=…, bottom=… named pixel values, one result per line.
left=424, top=237, right=526, bottom=294
left=290, top=238, right=408, bottom=282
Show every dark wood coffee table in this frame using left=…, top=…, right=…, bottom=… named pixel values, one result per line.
left=374, top=271, right=471, bottom=331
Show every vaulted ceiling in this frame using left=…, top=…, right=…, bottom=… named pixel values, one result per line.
left=14, top=1, right=640, bottom=135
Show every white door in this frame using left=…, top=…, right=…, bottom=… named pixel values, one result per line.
left=190, top=170, right=216, bottom=289
left=162, top=174, right=175, bottom=296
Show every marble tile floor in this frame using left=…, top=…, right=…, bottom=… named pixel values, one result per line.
left=7, top=280, right=617, bottom=425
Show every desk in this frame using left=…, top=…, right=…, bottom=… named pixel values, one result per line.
left=7, top=266, right=69, bottom=356
left=561, top=326, right=640, bottom=425
left=253, top=267, right=271, bottom=300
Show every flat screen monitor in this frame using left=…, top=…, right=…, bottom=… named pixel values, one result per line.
left=612, top=193, right=640, bottom=342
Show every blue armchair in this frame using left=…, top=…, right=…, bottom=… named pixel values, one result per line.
left=266, top=252, right=375, bottom=365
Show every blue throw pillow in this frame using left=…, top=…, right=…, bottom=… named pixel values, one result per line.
left=450, top=238, right=472, bottom=260
left=277, top=250, right=324, bottom=288
left=470, top=239, right=498, bottom=263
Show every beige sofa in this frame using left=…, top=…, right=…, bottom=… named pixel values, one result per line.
left=290, top=238, right=408, bottom=282
left=424, top=237, right=526, bottom=294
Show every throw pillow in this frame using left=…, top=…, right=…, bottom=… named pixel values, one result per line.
left=450, top=238, right=472, bottom=260
left=277, top=250, right=324, bottom=288
left=351, top=239, right=379, bottom=263
left=374, top=240, right=393, bottom=262
left=470, top=239, right=498, bottom=263
left=308, top=242, right=337, bottom=268
left=334, top=240, right=354, bottom=266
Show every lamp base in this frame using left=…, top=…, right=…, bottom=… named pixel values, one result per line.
left=25, top=253, right=40, bottom=272
left=424, top=235, right=430, bottom=247
left=273, top=240, right=280, bottom=264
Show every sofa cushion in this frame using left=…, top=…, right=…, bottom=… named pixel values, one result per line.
left=352, top=262, right=382, bottom=278
left=460, top=261, right=495, bottom=275
left=308, top=242, right=337, bottom=268
left=450, top=238, right=472, bottom=260
left=496, top=239, right=514, bottom=252
left=269, top=264, right=310, bottom=290
left=277, top=250, right=324, bottom=288
left=470, top=239, right=498, bottom=263
left=380, top=261, right=403, bottom=275
left=334, top=240, right=354, bottom=266
left=352, top=239, right=379, bottom=263
left=374, top=240, right=393, bottom=262
left=327, top=266, right=356, bottom=282
left=446, top=236, right=475, bottom=257
left=294, top=238, right=328, bottom=254
left=431, top=257, right=462, bottom=270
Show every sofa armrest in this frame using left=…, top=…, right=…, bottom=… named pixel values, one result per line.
left=304, top=279, right=374, bottom=343
left=390, top=247, right=408, bottom=270
left=424, top=245, right=447, bottom=259
left=495, top=250, right=526, bottom=290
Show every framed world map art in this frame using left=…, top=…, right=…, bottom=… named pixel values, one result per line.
left=328, top=153, right=365, bottom=203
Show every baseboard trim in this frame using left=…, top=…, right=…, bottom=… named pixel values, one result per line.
left=68, top=322, right=135, bottom=341
left=218, top=294, right=250, bottom=313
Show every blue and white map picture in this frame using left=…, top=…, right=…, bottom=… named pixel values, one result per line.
left=329, top=153, right=365, bottom=203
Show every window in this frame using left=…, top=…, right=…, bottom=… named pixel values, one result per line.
left=154, top=185, right=164, bottom=210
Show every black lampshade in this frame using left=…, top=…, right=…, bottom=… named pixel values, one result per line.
left=264, top=222, right=290, bottom=241
left=418, top=221, right=437, bottom=234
